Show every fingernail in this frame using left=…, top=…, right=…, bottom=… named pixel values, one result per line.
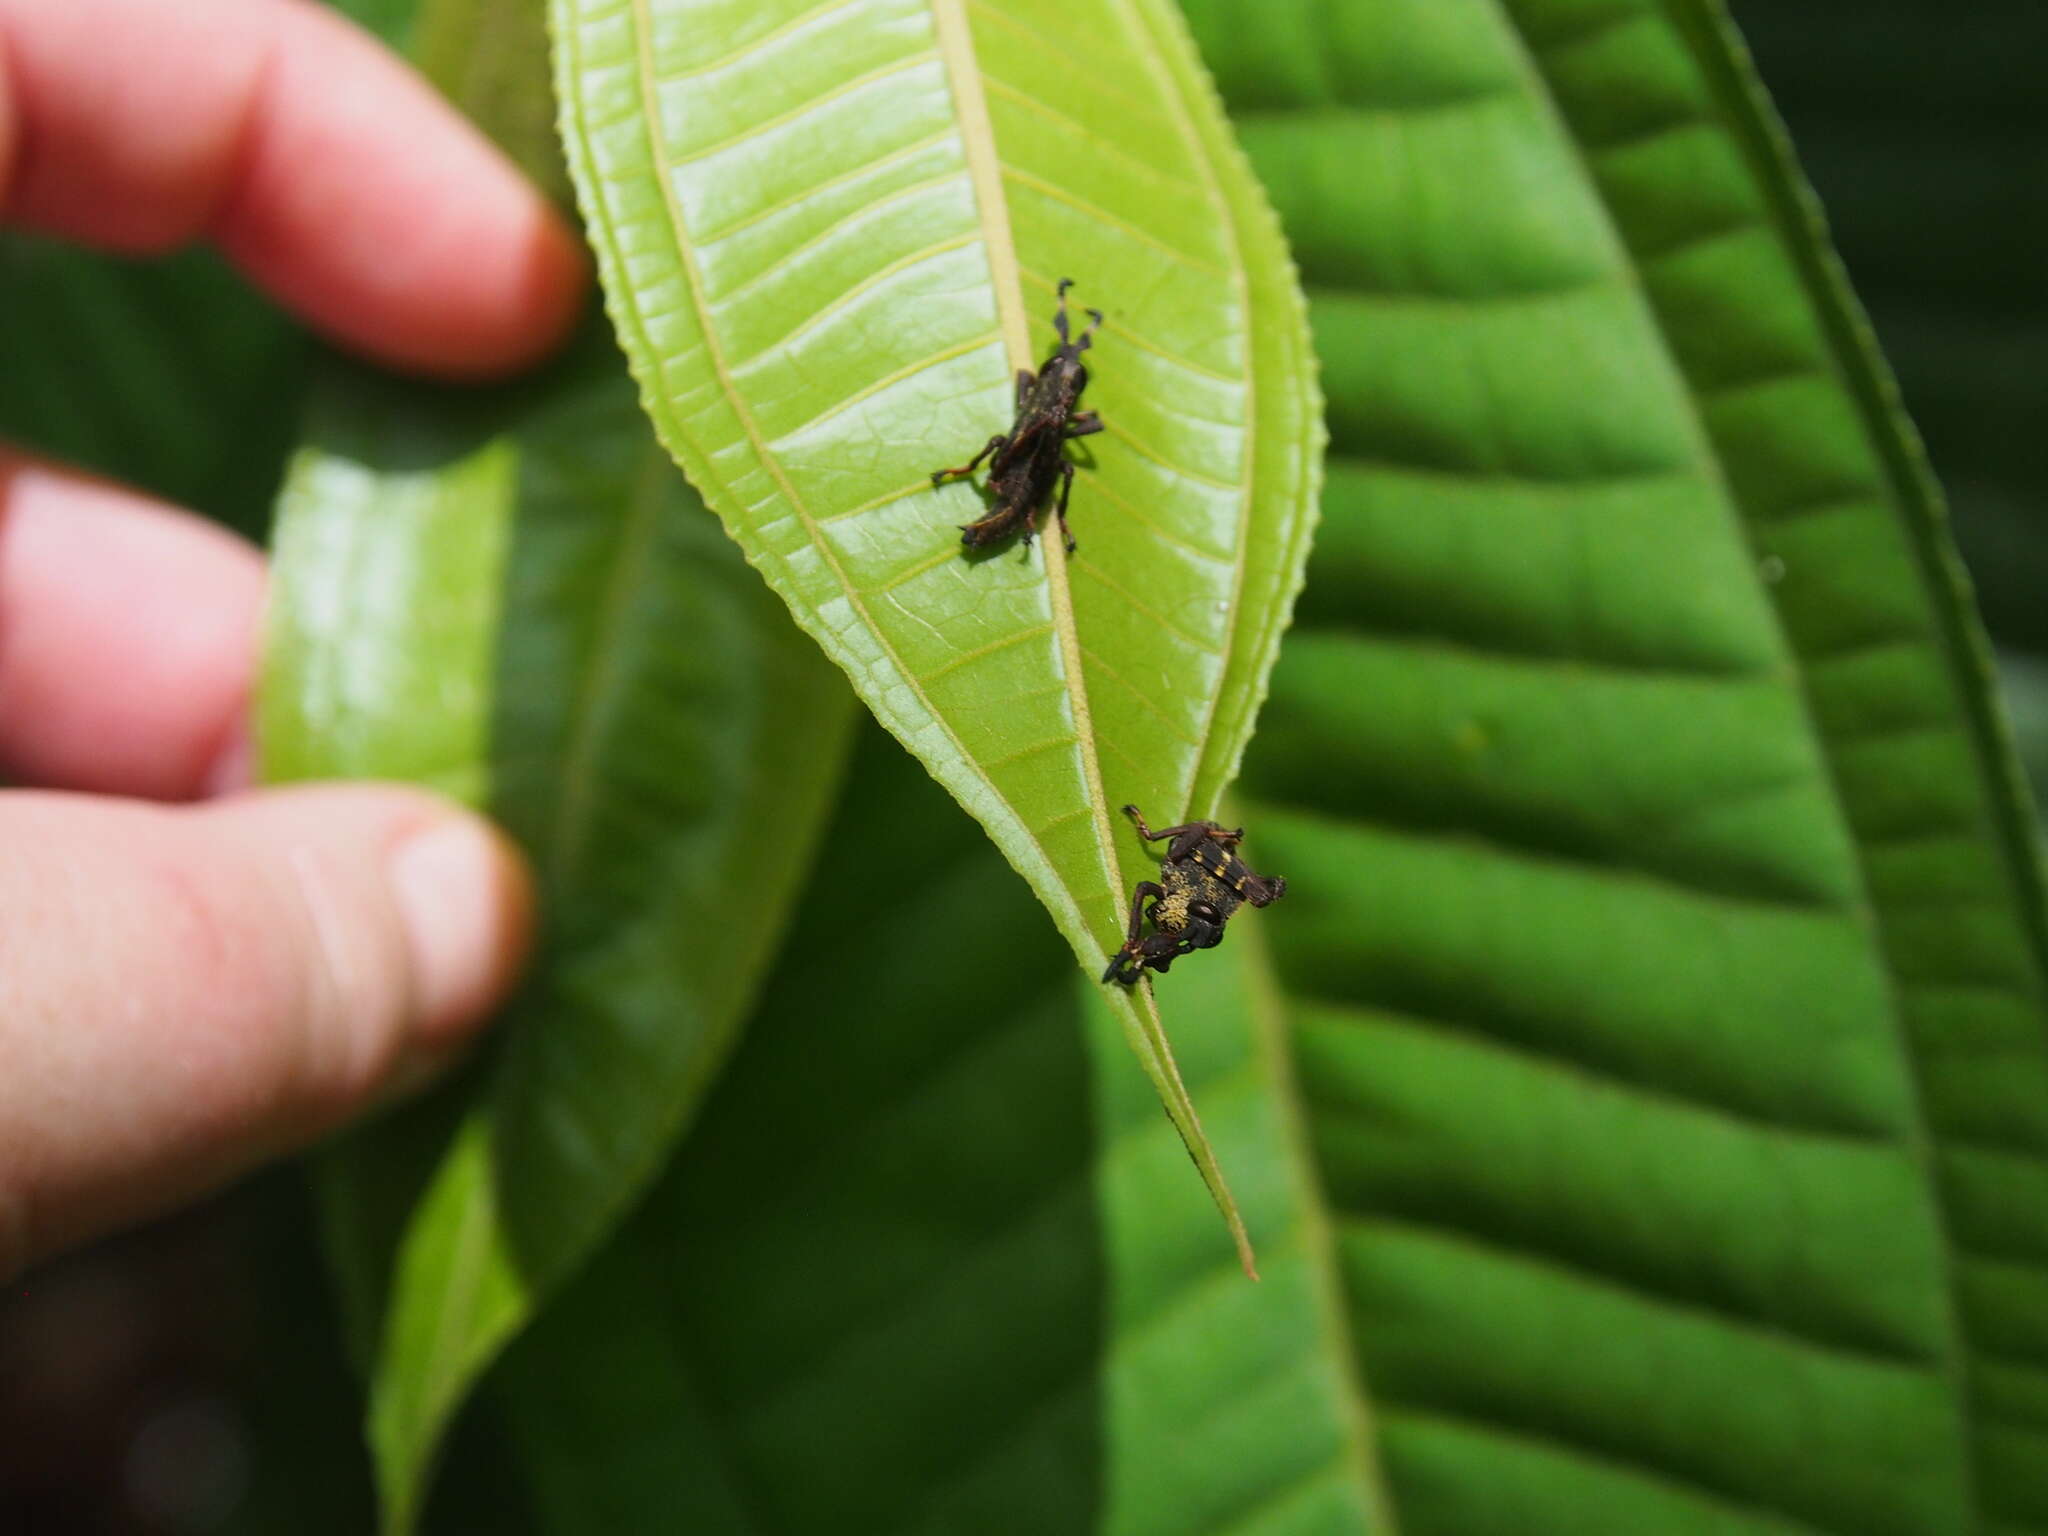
left=387, top=815, right=531, bottom=1044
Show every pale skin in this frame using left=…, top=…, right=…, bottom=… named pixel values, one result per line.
left=0, top=0, right=589, bottom=1280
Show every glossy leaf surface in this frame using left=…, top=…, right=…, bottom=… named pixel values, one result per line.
left=551, top=0, right=1324, bottom=1264
left=261, top=322, right=855, bottom=1531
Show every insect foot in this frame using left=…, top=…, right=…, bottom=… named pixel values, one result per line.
left=927, top=281, right=1103, bottom=557
left=1101, top=806, right=1286, bottom=985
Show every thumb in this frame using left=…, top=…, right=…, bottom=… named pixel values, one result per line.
left=0, top=784, right=534, bottom=1278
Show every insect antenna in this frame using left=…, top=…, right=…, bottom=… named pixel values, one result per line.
left=1078, top=307, right=1104, bottom=352
left=1054, top=276, right=1075, bottom=342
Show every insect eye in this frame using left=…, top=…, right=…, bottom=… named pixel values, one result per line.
left=1190, top=901, right=1221, bottom=924
left=1072, top=363, right=1089, bottom=391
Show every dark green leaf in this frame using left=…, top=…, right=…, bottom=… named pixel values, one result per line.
left=1736, top=0, right=2048, bottom=812
left=1734, top=0, right=2048, bottom=658
left=496, top=724, right=1377, bottom=1534
left=0, top=236, right=305, bottom=536
left=1193, top=0, right=2048, bottom=1527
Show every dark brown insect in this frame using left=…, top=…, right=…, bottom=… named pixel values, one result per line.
left=929, top=277, right=1103, bottom=554
left=1101, top=806, right=1287, bottom=985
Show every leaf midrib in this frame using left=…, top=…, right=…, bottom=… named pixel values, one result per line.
left=925, top=0, right=1123, bottom=933
left=929, top=0, right=1256, bottom=1276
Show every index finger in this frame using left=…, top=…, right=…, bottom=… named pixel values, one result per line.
left=0, top=0, right=585, bottom=377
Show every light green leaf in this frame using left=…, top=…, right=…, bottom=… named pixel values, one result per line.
left=260, top=321, right=856, bottom=1532
left=550, top=0, right=1323, bottom=1268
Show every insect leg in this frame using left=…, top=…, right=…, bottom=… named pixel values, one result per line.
left=929, top=434, right=1008, bottom=485
left=1123, top=805, right=1213, bottom=857
left=1065, top=410, right=1102, bottom=439
left=1124, top=881, right=1166, bottom=944
left=1101, top=880, right=1167, bottom=984
left=1054, top=460, right=1078, bottom=553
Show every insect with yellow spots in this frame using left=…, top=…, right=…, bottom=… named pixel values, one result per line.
left=1101, top=806, right=1287, bottom=985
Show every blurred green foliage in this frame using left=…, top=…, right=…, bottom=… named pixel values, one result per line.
left=0, top=237, right=304, bottom=537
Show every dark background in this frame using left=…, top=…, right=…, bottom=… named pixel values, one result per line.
left=2, top=4, right=2043, bottom=1530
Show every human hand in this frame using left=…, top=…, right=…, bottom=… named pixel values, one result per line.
left=0, top=0, right=586, bottom=1280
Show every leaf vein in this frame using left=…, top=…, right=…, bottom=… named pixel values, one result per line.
left=963, top=0, right=1180, bottom=135
left=1081, top=470, right=1235, bottom=564
left=1383, top=1405, right=1836, bottom=1536
left=708, top=167, right=970, bottom=309
left=1096, top=413, right=1241, bottom=493
left=1000, top=163, right=1229, bottom=278
left=654, top=0, right=859, bottom=86
left=980, top=74, right=1206, bottom=193
left=768, top=332, right=1002, bottom=446
left=1070, top=552, right=1227, bottom=658
left=917, top=621, right=1056, bottom=682
left=1078, top=642, right=1201, bottom=748
left=820, top=475, right=936, bottom=526
left=1019, top=264, right=1243, bottom=384
left=661, top=52, right=939, bottom=169
left=696, top=127, right=958, bottom=246
left=730, top=230, right=983, bottom=371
